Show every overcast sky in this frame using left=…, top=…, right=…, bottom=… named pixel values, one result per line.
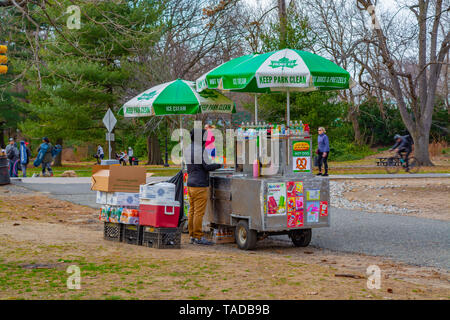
left=243, top=0, right=398, bottom=12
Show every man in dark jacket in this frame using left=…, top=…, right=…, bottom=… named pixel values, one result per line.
left=184, top=128, right=222, bottom=245
left=390, top=134, right=413, bottom=171
left=6, top=138, right=19, bottom=177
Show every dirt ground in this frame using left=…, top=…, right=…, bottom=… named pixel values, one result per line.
left=0, top=186, right=449, bottom=300
left=337, top=178, right=450, bottom=221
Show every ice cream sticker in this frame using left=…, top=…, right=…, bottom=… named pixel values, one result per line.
left=306, top=201, right=320, bottom=223
left=287, top=212, right=296, bottom=228
left=287, top=210, right=304, bottom=228
left=296, top=210, right=304, bottom=227
left=287, top=181, right=303, bottom=197
left=267, top=182, right=287, bottom=215
left=320, top=201, right=328, bottom=217
left=296, top=182, right=303, bottom=196
left=286, top=183, right=305, bottom=228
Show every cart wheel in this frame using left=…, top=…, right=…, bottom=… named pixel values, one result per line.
left=235, top=220, right=257, bottom=250
left=289, top=229, right=312, bottom=247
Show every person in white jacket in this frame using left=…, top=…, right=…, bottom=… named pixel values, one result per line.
left=96, top=145, right=104, bottom=164
left=127, top=147, right=134, bottom=166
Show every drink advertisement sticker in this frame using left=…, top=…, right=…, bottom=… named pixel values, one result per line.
left=320, top=201, right=328, bottom=217
left=306, top=189, right=320, bottom=200
left=267, top=182, right=287, bottom=215
left=306, top=201, right=320, bottom=223
left=292, top=141, right=311, bottom=173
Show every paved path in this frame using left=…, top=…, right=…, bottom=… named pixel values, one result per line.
left=304, top=208, right=449, bottom=270
left=327, top=173, right=450, bottom=179
left=9, top=177, right=450, bottom=270
left=10, top=172, right=449, bottom=185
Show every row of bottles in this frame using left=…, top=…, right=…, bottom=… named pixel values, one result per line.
left=237, top=121, right=310, bottom=138
left=214, top=227, right=233, bottom=238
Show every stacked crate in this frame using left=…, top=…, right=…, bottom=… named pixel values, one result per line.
left=139, top=182, right=181, bottom=249
left=97, top=191, right=140, bottom=241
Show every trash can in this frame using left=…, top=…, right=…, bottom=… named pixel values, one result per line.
left=0, top=156, right=11, bottom=185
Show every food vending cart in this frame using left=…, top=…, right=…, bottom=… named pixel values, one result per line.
left=184, top=124, right=330, bottom=250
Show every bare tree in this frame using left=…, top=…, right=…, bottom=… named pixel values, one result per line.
left=355, top=0, right=450, bottom=165
left=302, top=0, right=372, bottom=144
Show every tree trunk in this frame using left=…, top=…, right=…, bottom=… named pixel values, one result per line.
left=53, top=137, right=63, bottom=167
left=146, top=133, right=163, bottom=165
left=348, top=107, right=363, bottom=145
left=278, top=0, right=287, bottom=49
left=0, top=128, right=4, bottom=149
left=412, top=127, right=433, bottom=166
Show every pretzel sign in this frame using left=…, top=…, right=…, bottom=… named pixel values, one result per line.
left=293, top=156, right=310, bottom=172
left=296, top=157, right=307, bottom=170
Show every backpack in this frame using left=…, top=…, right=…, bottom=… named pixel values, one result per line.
left=405, top=134, right=414, bottom=145
left=7, top=148, right=15, bottom=160
left=51, top=144, right=62, bottom=158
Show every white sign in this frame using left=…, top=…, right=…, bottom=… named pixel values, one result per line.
left=103, top=108, right=117, bottom=133
left=106, top=133, right=115, bottom=141
left=293, top=156, right=311, bottom=172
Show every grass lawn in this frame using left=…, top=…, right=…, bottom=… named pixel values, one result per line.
left=23, top=163, right=182, bottom=178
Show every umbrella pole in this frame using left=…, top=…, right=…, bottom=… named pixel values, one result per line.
left=286, top=88, right=290, bottom=126
left=180, top=115, right=184, bottom=168
left=254, top=94, right=258, bottom=123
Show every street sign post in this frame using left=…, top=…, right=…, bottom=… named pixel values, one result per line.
left=103, top=108, right=117, bottom=159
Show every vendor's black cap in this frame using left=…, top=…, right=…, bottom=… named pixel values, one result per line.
left=190, top=128, right=207, bottom=142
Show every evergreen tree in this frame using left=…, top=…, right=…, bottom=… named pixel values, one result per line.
left=18, top=0, right=163, bottom=165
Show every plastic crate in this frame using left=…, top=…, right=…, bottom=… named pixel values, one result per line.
left=104, top=222, right=123, bottom=242
left=122, top=224, right=142, bottom=245
left=142, top=226, right=181, bottom=249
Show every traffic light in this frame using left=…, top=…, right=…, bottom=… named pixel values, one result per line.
left=0, top=45, right=7, bottom=74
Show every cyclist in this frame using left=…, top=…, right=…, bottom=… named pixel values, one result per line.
left=389, top=134, right=413, bottom=171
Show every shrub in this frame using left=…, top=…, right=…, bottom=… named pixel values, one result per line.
left=329, top=141, right=375, bottom=161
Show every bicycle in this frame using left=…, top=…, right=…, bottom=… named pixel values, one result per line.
left=384, top=154, right=420, bottom=174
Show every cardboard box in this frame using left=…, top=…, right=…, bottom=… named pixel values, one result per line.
left=139, top=182, right=175, bottom=201
left=91, top=165, right=146, bottom=193
left=96, top=191, right=109, bottom=205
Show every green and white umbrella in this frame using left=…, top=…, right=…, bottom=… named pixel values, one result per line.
left=119, top=79, right=235, bottom=117
left=196, top=48, right=355, bottom=123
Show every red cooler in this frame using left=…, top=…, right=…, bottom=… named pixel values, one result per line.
left=139, top=199, right=180, bottom=228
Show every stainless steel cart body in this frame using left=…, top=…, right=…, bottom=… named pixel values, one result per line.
left=205, top=173, right=329, bottom=232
